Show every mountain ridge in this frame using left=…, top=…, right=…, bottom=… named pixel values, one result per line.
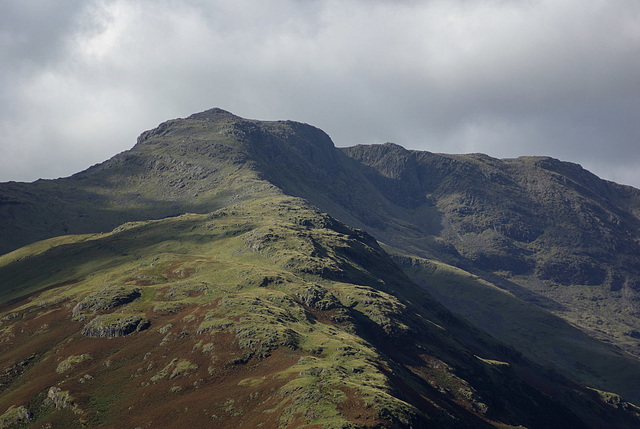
left=2, top=108, right=640, bottom=427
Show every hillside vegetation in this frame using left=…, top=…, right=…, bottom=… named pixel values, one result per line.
left=3, top=195, right=640, bottom=428
left=2, top=108, right=640, bottom=427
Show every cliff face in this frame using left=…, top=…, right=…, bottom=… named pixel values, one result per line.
left=341, top=143, right=640, bottom=284
left=336, top=145, right=640, bottom=359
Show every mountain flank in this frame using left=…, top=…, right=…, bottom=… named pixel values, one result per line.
left=1, top=108, right=640, bottom=427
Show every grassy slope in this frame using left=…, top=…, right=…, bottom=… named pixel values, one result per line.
left=3, top=109, right=640, bottom=426
left=2, top=195, right=639, bottom=428
left=254, top=136, right=640, bottom=407
left=0, top=195, right=410, bottom=428
left=388, top=246, right=640, bottom=403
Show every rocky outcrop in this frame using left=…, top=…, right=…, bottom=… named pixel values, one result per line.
left=72, top=287, right=141, bottom=319
left=82, top=314, right=150, bottom=338
left=0, top=354, right=37, bottom=393
left=47, top=387, right=82, bottom=414
left=0, top=405, right=32, bottom=428
left=56, top=354, right=92, bottom=374
left=293, top=284, right=340, bottom=310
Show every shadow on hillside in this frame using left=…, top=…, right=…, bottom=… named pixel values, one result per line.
left=396, top=254, right=640, bottom=405
left=478, top=271, right=567, bottom=312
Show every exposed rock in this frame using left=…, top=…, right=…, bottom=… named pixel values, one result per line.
left=0, top=405, right=32, bottom=428
left=82, top=314, right=150, bottom=338
left=294, top=284, right=339, bottom=310
left=151, top=358, right=198, bottom=382
left=0, top=355, right=37, bottom=392
left=72, top=286, right=141, bottom=319
left=169, top=359, right=198, bottom=380
left=56, top=354, right=92, bottom=374
left=47, top=387, right=82, bottom=414
left=150, top=358, right=178, bottom=382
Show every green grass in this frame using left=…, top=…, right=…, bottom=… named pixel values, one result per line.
left=2, top=182, right=640, bottom=427
left=390, top=246, right=640, bottom=405
left=0, top=196, right=431, bottom=427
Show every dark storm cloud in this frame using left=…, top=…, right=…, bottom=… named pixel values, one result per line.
left=1, top=0, right=640, bottom=187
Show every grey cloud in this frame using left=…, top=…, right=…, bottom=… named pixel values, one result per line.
left=0, top=0, right=86, bottom=66
left=1, top=0, right=639, bottom=188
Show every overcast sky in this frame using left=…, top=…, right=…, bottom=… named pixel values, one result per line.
left=2, top=0, right=640, bottom=188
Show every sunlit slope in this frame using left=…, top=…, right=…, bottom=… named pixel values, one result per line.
left=3, top=108, right=640, bottom=427
left=2, top=196, right=638, bottom=428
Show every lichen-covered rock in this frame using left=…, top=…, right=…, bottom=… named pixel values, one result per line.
left=82, top=314, right=150, bottom=338
left=47, top=387, right=82, bottom=414
left=293, top=284, right=339, bottom=310
left=151, top=358, right=198, bottom=382
left=72, top=286, right=141, bottom=319
left=56, top=354, right=92, bottom=374
left=0, top=405, right=32, bottom=428
left=169, top=359, right=198, bottom=380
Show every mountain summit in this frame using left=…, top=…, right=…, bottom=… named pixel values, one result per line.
left=1, top=109, right=640, bottom=428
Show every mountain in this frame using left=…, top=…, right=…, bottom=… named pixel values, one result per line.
left=1, top=108, right=640, bottom=428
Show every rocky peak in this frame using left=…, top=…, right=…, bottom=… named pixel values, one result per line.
left=186, top=107, right=243, bottom=123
